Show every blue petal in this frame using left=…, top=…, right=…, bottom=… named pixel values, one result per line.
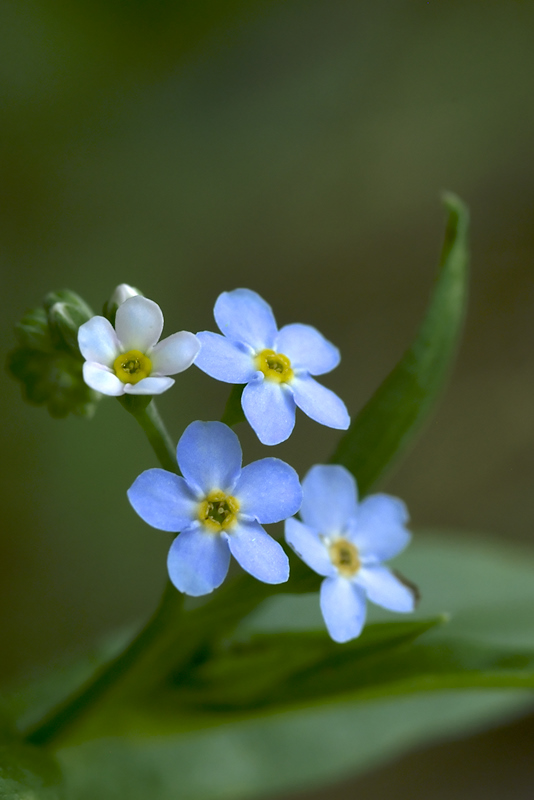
left=357, top=565, right=416, bottom=612
left=347, top=494, right=411, bottom=563
left=275, top=323, right=340, bottom=375
left=167, top=527, right=231, bottom=596
left=214, top=289, right=277, bottom=350
left=177, top=421, right=243, bottom=496
left=194, top=332, right=256, bottom=383
left=320, top=576, right=367, bottom=642
left=242, top=378, right=296, bottom=445
left=284, top=517, right=335, bottom=577
left=300, top=464, right=358, bottom=535
left=291, top=375, right=350, bottom=430
left=234, top=458, right=302, bottom=524
left=127, top=469, right=197, bottom=532
left=226, top=519, right=289, bottom=584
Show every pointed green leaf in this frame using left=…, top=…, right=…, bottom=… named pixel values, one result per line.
left=331, top=193, right=469, bottom=494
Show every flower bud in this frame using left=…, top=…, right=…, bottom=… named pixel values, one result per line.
left=7, top=290, right=99, bottom=419
left=103, top=283, right=143, bottom=325
left=45, top=292, right=93, bottom=356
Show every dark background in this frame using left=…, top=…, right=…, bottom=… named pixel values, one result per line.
left=2, top=1, right=534, bottom=797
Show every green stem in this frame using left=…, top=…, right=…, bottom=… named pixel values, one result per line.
left=119, top=395, right=178, bottom=473
left=24, top=584, right=184, bottom=748
left=22, top=396, right=181, bottom=747
left=220, top=384, right=246, bottom=427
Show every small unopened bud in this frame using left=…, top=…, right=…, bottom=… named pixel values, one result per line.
left=48, top=300, right=92, bottom=356
left=7, top=289, right=99, bottom=419
left=103, top=283, right=143, bottom=324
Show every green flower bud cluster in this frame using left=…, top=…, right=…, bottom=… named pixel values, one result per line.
left=7, top=290, right=100, bottom=419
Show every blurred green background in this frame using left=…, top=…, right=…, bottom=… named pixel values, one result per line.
left=2, top=0, right=534, bottom=797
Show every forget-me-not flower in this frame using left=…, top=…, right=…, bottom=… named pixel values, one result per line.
left=194, top=289, right=350, bottom=445
left=78, top=295, right=200, bottom=396
left=285, top=464, right=417, bottom=642
left=128, top=420, right=301, bottom=595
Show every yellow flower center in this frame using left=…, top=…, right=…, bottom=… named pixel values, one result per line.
left=255, top=349, right=294, bottom=383
left=113, top=349, right=153, bottom=384
left=329, top=537, right=361, bottom=577
left=198, top=490, right=240, bottom=533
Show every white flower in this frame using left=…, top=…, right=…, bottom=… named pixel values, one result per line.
left=78, top=296, right=200, bottom=396
left=285, top=464, right=417, bottom=642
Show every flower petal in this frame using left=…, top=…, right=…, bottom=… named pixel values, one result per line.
left=300, top=464, right=358, bottom=534
left=357, top=565, right=416, bottom=612
left=177, top=421, right=242, bottom=496
left=214, top=289, right=277, bottom=350
left=242, top=378, right=296, bottom=445
left=284, top=517, right=335, bottom=577
left=124, top=376, right=175, bottom=395
left=234, top=458, right=302, bottom=523
left=320, top=576, right=367, bottom=642
left=150, top=331, right=200, bottom=375
left=275, top=323, right=340, bottom=375
left=83, top=362, right=124, bottom=395
left=347, top=494, right=411, bottom=563
left=226, top=519, right=289, bottom=584
left=291, top=375, right=350, bottom=430
left=115, top=296, right=164, bottom=352
left=78, top=316, right=120, bottom=365
left=194, top=332, right=257, bottom=383
left=167, top=527, right=231, bottom=596
left=127, top=469, right=197, bottom=532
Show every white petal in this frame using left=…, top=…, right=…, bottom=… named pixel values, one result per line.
left=291, top=375, right=350, bottom=430
left=300, top=464, right=358, bottom=534
left=78, top=316, right=120, bottom=366
left=241, top=378, right=296, bottom=445
left=115, top=296, right=164, bottom=351
left=284, top=517, right=334, bottom=577
left=347, top=494, right=411, bottom=563
left=226, top=519, right=289, bottom=584
left=194, top=332, right=257, bottom=383
left=82, top=362, right=124, bottom=396
left=150, top=331, right=200, bottom=375
left=167, top=527, right=231, bottom=596
left=320, top=577, right=367, bottom=642
left=357, top=565, right=416, bottom=613
left=275, top=323, right=340, bottom=375
left=123, top=376, right=174, bottom=395
left=214, top=289, right=277, bottom=350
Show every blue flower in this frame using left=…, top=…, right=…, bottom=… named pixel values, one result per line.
left=194, top=289, right=350, bottom=445
left=285, top=464, right=417, bottom=642
left=128, top=421, right=302, bottom=596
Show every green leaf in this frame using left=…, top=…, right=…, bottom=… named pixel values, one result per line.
left=11, top=532, right=534, bottom=800
left=169, top=618, right=443, bottom=710
left=0, top=742, right=64, bottom=800
left=331, top=193, right=469, bottom=494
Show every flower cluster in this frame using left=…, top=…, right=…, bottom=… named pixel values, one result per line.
left=73, top=284, right=416, bottom=641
